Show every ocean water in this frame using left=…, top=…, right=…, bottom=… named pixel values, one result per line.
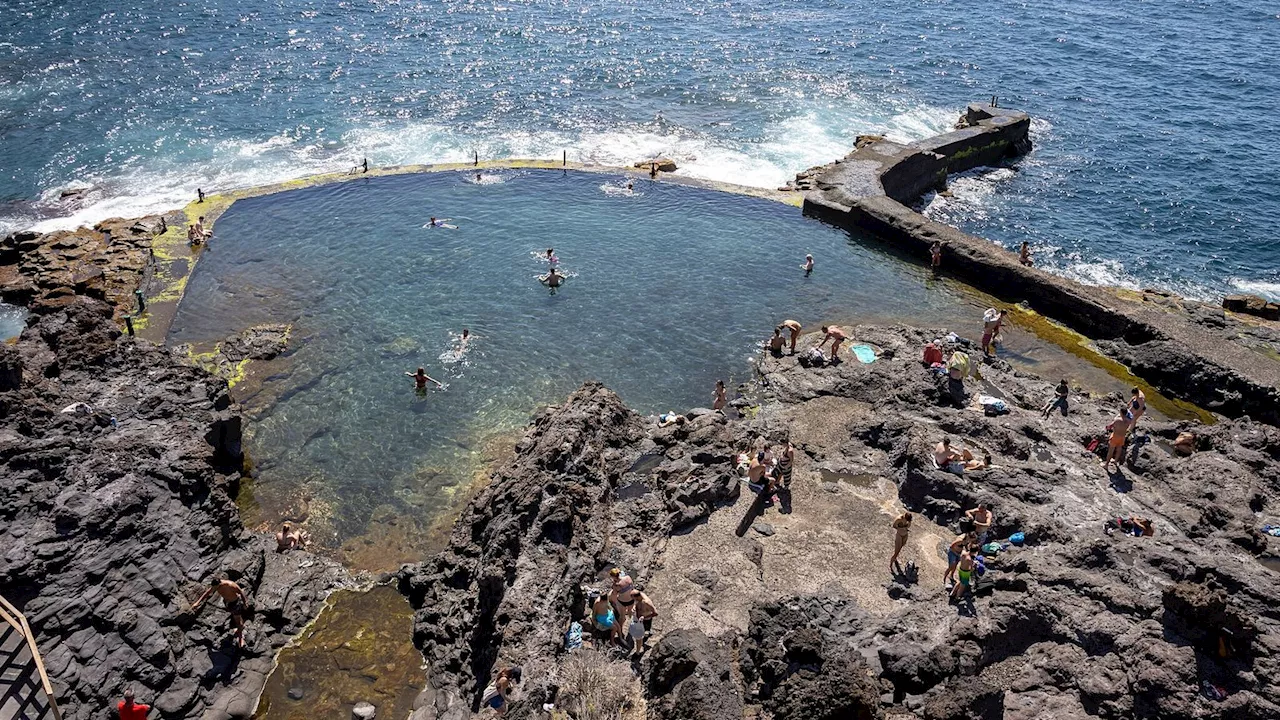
left=168, top=169, right=979, bottom=564
left=2, top=1, right=1277, bottom=299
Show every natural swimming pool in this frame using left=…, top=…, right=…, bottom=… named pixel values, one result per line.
left=168, top=169, right=1028, bottom=567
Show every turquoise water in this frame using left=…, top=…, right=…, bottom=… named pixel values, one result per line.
left=168, top=170, right=974, bottom=560
left=3, top=1, right=1277, bottom=300
left=0, top=304, right=27, bottom=340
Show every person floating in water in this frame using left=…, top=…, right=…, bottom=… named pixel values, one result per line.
left=426, top=216, right=458, bottom=229
left=545, top=248, right=559, bottom=266
left=475, top=172, right=483, bottom=183
left=406, top=367, right=444, bottom=391
left=539, top=267, right=565, bottom=288
left=802, top=254, right=814, bottom=276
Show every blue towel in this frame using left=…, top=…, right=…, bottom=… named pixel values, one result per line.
left=852, top=344, right=877, bottom=363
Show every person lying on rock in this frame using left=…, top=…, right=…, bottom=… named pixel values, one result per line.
left=934, top=438, right=965, bottom=474
left=890, top=512, right=912, bottom=570
left=965, top=503, right=995, bottom=544
left=481, top=665, right=522, bottom=716
left=275, top=521, right=309, bottom=552
left=193, top=576, right=249, bottom=649
left=815, top=325, right=847, bottom=362
left=963, top=452, right=992, bottom=472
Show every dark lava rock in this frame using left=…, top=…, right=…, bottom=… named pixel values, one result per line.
left=1, top=297, right=345, bottom=720
left=644, top=629, right=742, bottom=720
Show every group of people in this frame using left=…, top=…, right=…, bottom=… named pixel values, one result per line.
left=405, top=329, right=471, bottom=392
left=933, top=437, right=991, bottom=475
left=186, top=215, right=211, bottom=245
left=734, top=441, right=796, bottom=506
left=927, top=239, right=1034, bottom=270
left=1103, top=387, right=1146, bottom=471
left=589, top=568, right=659, bottom=658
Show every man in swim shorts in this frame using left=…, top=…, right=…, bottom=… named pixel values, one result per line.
left=965, top=503, right=994, bottom=544
left=950, top=546, right=975, bottom=601
left=780, top=320, right=802, bottom=354
left=943, top=532, right=976, bottom=585
left=816, top=325, right=847, bottom=361
left=1105, top=406, right=1133, bottom=470
left=934, top=437, right=965, bottom=475
left=193, top=576, right=250, bottom=648
left=540, top=267, right=564, bottom=287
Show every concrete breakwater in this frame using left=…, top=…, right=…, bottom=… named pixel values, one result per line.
left=800, top=104, right=1280, bottom=426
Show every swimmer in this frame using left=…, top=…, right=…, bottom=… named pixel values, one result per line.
left=626, top=180, right=634, bottom=191
left=545, top=248, right=559, bottom=266
left=426, top=216, right=458, bottom=229
left=539, top=267, right=565, bottom=288
left=801, top=254, right=814, bottom=276
left=405, top=367, right=444, bottom=390
left=459, top=328, right=471, bottom=350
left=476, top=172, right=482, bottom=183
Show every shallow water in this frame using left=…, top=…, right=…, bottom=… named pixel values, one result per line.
left=0, top=304, right=27, bottom=340
left=169, top=169, right=982, bottom=565
left=3, top=1, right=1277, bottom=301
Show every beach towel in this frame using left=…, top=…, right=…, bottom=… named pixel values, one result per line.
left=852, top=344, right=877, bottom=363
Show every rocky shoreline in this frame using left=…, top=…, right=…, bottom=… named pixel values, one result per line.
left=398, top=326, right=1280, bottom=720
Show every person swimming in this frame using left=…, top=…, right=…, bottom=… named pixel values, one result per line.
left=545, top=248, right=559, bottom=266
left=426, top=216, right=458, bottom=229
left=405, top=367, right=444, bottom=391
left=539, top=267, right=564, bottom=287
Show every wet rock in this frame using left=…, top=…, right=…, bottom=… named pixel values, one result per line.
left=352, top=701, right=377, bottom=719
left=1224, top=293, right=1280, bottom=320
left=634, top=157, right=678, bottom=173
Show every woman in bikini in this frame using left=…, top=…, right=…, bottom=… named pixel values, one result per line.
left=890, top=512, right=912, bottom=569
left=608, top=568, right=638, bottom=646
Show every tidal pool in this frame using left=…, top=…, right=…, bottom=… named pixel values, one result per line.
left=168, top=169, right=1059, bottom=567
left=0, top=302, right=27, bottom=340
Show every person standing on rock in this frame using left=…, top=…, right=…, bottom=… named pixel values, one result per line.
left=890, top=512, right=912, bottom=569
left=1105, top=406, right=1134, bottom=471
left=944, top=532, right=976, bottom=586
left=609, top=569, right=639, bottom=646
left=801, top=253, right=814, bottom=276
left=775, top=441, right=795, bottom=489
left=950, top=546, right=975, bottom=601
left=713, top=380, right=727, bottom=411
left=981, top=309, right=1007, bottom=357
left=816, top=325, right=848, bottom=362
left=1128, top=387, right=1147, bottom=433
left=480, top=665, right=522, bottom=715
left=630, top=588, right=659, bottom=658
left=192, top=576, right=249, bottom=649
left=117, top=687, right=150, bottom=720
left=780, top=320, right=802, bottom=354
left=965, top=503, right=994, bottom=544
left=930, top=241, right=942, bottom=270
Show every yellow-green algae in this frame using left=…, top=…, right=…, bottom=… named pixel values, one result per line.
left=1003, top=306, right=1216, bottom=424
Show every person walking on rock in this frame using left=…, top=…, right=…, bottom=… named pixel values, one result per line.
left=117, top=687, right=150, bottom=720
left=1129, top=387, right=1147, bottom=432
left=890, top=512, right=912, bottom=569
left=950, top=546, right=975, bottom=601
left=630, top=588, right=659, bottom=658
left=192, top=576, right=250, bottom=649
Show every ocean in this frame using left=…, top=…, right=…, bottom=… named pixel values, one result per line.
left=2, top=0, right=1277, bottom=300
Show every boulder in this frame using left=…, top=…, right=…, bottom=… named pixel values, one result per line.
left=1223, top=294, right=1280, bottom=320
left=634, top=157, right=678, bottom=173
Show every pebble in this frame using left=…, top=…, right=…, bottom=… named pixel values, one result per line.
left=287, top=687, right=304, bottom=700
left=752, top=522, right=775, bottom=537
left=352, top=701, right=377, bottom=720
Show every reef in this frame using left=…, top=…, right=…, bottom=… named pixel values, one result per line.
left=398, top=325, right=1280, bottom=719
left=0, top=301, right=345, bottom=717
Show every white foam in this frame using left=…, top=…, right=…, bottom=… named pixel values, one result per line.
left=1229, top=278, right=1280, bottom=302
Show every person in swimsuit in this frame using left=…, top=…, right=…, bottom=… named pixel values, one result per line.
left=609, top=569, right=638, bottom=645
left=192, top=216, right=211, bottom=243
left=712, top=380, right=727, bottom=411
left=779, top=320, right=802, bottom=354
left=768, top=327, right=785, bottom=355
left=459, top=328, right=471, bottom=351
left=1042, top=378, right=1070, bottom=419
left=802, top=254, right=814, bottom=276
left=1129, top=387, right=1147, bottom=432
left=943, top=532, right=976, bottom=585
left=545, top=248, right=559, bottom=266
left=981, top=309, right=1007, bottom=357
left=930, top=241, right=942, bottom=269
left=193, top=576, right=249, bottom=648
left=406, top=367, right=444, bottom=391
left=475, top=172, right=482, bottom=183
left=629, top=589, right=658, bottom=657
left=275, top=521, right=308, bottom=552
left=950, top=546, right=975, bottom=600
left=816, top=325, right=848, bottom=362
left=480, top=666, right=522, bottom=716
left=934, top=438, right=964, bottom=475
left=539, top=267, right=564, bottom=288
left=1105, top=406, right=1133, bottom=470
left=626, top=180, right=634, bottom=191
left=1018, top=241, right=1033, bottom=266
left=588, top=589, right=618, bottom=641
left=427, top=216, right=456, bottom=229
left=747, top=450, right=772, bottom=493
left=890, top=512, right=912, bottom=569
left=965, top=503, right=994, bottom=544
left=775, top=441, right=795, bottom=488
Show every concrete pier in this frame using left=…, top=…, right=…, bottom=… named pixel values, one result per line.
left=801, top=104, right=1280, bottom=425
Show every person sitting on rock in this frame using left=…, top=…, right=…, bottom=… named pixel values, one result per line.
left=815, top=325, right=847, bottom=362
left=480, top=665, right=522, bottom=716
left=747, top=450, right=771, bottom=493
left=275, top=521, right=309, bottom=552
left=1019, top=241, right=1033, bottom=266
left=117, top=686, right=150, bottom=720
left=934, top=438, right=965, bottom=474
left=192, top=576, right=249, bottom=649
left=965, top=503, right=994, bottom=544
left=1042, top=378, right=1070, bottom=418
left=193, top=216, right=211, bottom=242
left=768, top=327, right=785, bottom=356
left=588, top=589, right=617, bottom=643
left=1173, top=431, right=1196, bottom=456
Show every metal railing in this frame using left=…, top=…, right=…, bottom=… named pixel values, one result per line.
left=0, top=594, right=62, bottom=720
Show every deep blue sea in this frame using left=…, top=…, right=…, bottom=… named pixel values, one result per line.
left=3, top=0, right=1278, bottom=300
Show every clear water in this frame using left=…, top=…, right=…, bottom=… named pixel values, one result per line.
left=3, top=1, right=1277, bottom=300
left=168, top=169, right=975, bottom=565
left=0, top=304, right=27, bottom=340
